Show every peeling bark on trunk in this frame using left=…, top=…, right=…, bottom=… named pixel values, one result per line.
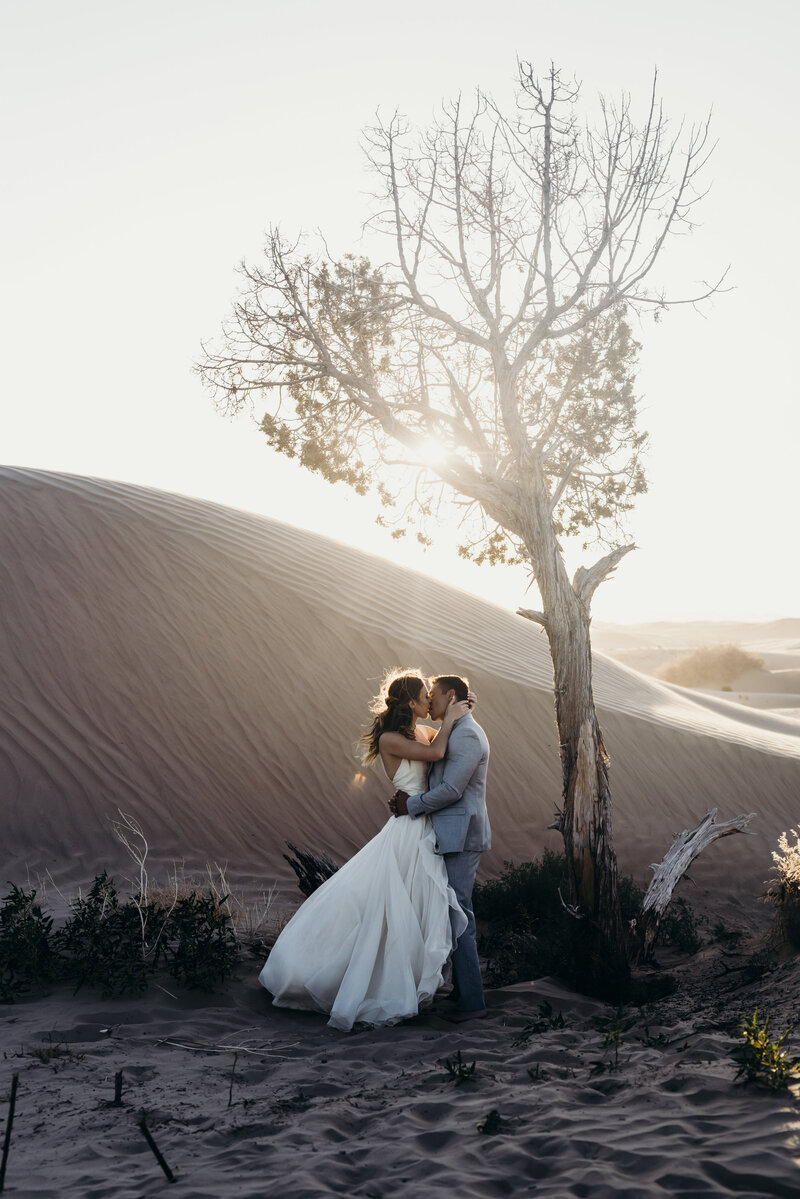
left=520, top=472, right=627, bottom=992
left=637, top=808, right=755, bottom=960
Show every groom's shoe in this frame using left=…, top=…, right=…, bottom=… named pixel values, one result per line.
left=444, top=1008, right=488, bottom=1023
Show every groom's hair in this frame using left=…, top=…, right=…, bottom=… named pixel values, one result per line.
left=432, top=674, right=469, bottom=702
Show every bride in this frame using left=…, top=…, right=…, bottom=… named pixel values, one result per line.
left=258, top=669, right=471, bottom=1030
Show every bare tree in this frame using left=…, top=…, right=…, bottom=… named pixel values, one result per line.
left=198, top=64, right=726, bottom=988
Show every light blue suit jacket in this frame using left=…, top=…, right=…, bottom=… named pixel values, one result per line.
left=406, top=713, right=491, bottom=855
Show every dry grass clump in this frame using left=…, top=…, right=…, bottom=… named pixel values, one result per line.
left=203, top=863, right=289, bottom=950
left=658, top=643, right=765, bottom=689
left=110, top=811, right=288, bottom=951
left=763, top=827, right=800, bottom=947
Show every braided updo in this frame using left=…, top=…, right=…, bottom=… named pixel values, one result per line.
left=358, top=668, right=427, bottom=764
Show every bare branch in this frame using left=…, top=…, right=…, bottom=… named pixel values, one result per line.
left=637, top=809, right=755, bottom=959
left=517, top=607, right=548, bottom=628
left=572, top=543, right=635, bottom=608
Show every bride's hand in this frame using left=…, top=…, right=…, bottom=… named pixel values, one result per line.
left=443, top=697, right=471, bottom=725
left=467, top=690, right=477, bottom=709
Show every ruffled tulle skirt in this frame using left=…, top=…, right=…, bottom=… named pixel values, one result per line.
left=258, top=816, right=467, bottom=1030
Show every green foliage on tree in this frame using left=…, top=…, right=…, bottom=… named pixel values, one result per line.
left=200, top=62, right=723, bottom=982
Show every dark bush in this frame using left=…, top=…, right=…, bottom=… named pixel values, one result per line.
left=474, top=854, right=578, bottom=985
left=56, top=872, right=149, bottom=997
left=658, top=897, right=702, bottom=953
left=475, top=853, right=701, bottom=989
left=474, top=851, right=569, bottom=925
left=0, top=884, right=57, bottom=1002
left=1, top=870, right=241, bottom=1003
left=161, top=892, right=239, bottom=990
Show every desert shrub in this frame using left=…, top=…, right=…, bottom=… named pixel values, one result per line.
left=0, top=885, right=57, bottom=1002
left=618, top=875, right=700, bottom=953
left=474, top=851, right=569, bottom=925
left=480, top=925, right=544, bottom=987
left=56, top=872, right=149, bottom=997
left=57, top=874, right=239, bottom=994
left=733, top=1010, right=799, bottom=1090
left=1, top=866, right=241, bottom=1003
left=617, top=874, right=645, bottom=926
left=763, top=826, right=800, bottom=947
left=474, top=853, right=576, bottom=985
left=161, top=892, right=239, bottom=990
left=658, top=897, right=702, bottom=953
left=475, top=853, right=701, bottom=989
left=658, top=644, right=765, bottom=689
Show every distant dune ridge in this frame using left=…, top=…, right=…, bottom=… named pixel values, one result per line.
left=1, top=466, right=799, bottom=913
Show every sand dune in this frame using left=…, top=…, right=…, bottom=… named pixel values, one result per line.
left=1, top=465, right=799, bottom=912
left=594, top=619, right=800, bottom=653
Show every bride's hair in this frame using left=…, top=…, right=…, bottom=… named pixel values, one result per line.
left=358, top=668, right=427, bottom=764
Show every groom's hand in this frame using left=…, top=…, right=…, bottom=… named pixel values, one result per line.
left=389, top=790, right=409, bottom=817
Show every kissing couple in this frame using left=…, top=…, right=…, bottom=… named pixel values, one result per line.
left=259, top=668, right=491, bottom=1030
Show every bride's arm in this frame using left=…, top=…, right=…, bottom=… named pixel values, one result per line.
left=379, top=699, right=470, bottom=762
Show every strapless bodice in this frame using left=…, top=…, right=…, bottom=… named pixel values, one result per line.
left=383, top=757, right=428, bottom=793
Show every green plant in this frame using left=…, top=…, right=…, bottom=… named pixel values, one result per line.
left=526, top=1063, right=549, bottom=1083
left=56, top=872, right=149, bottom=997
left=443, top=1050, right=476, bottom=1085
left=479, top=925, right=543, bottom=988
left=617, top=874, right=645, bottom=926
left=733, top=1010, right=799, bottom=1090
left=0, top=885, right=57, bottom=1002
left=592, top=1007, right=634, bottom=1073
left=475, top=853, right=700, bottom=993
left=474, top=852, right=568, bottom=926
left=512, top=1002, right=565, bottom=1045
left=658, top=898, right=702, bottom=953
left=474, top=853, right=583, bottom=987
left=161, top=892, right=239, bottom=990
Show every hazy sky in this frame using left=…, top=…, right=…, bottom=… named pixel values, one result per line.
left=2, top=0, right=798, bottom=622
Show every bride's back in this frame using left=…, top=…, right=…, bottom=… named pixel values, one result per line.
left=385, top=757, right=427, bottom=793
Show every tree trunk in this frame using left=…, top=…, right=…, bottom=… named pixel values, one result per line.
left=521, top=477, right=627, bottom=994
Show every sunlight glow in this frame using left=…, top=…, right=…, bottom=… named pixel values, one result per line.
left=417, top=437, right=450, bottom=467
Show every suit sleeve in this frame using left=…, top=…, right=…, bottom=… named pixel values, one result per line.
left=406, top=728, right=482, bottom=818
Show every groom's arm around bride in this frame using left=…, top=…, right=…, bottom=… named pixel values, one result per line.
left=390, top=674, right=491, bottom=1020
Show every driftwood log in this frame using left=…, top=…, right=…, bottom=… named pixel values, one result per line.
left=638, top=807, right=755, bottom=960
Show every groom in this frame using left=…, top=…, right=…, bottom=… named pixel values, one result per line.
left=389, top=674, right=490, bottom=1023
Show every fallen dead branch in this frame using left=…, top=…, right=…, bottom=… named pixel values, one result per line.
left=638, top=808, right=755, bottom=959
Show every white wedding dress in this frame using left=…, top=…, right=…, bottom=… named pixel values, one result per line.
left=258, top=758, right=467, bottom=1030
